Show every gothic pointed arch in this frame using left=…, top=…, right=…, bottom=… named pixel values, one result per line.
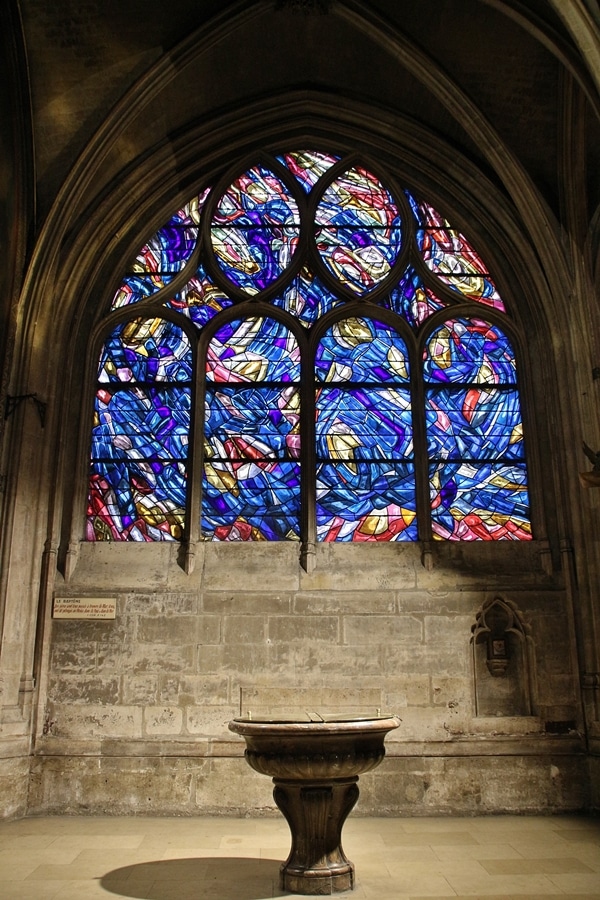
left=82, top=148, right=537, bottom=553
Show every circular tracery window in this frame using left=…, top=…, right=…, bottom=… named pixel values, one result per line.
left=88, top=149, right=531, bottom=544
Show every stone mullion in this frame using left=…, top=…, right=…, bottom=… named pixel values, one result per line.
left=184, top=329, right=203, bottom=572
left=411, top=332, right=431, bottom=546
left=300, top=333, right=317, bottom=572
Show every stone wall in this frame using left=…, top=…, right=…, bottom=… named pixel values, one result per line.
left=1, top=0, right=598, bottom=824
left=28, top=539, right=588, bottom=815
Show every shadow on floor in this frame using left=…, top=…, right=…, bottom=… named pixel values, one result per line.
left=100, top=857, right=284, bottom=899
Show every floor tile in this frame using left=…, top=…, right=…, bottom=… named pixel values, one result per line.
left=547, top=872, right=600, bottom=894
left=445, top=871, right=565, bottom=895
left=382, top=831, right=479, bottom=846
left=481, top=857, right=595, bottom=875
left=1, top=814, right=599, bottom=899
left=433, top=843, right=526, bottom=860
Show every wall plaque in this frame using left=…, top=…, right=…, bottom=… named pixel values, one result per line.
left=53, top=597, right=117, bottom=619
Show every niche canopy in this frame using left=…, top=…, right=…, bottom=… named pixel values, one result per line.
left=86, top=149, right=531, bottom=544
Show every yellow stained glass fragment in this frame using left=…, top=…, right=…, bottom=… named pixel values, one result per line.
left=509, top=424, right=523, bottom=444
left=204, top=463, right=239, bottom=496
left=387, top=344, right=408, bottom=380
left=326, top=432, right=360, bottom=460
left=333, top=318, right=372, bottom=348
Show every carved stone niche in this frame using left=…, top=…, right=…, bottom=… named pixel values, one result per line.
left=471, top=596, right=537, bottom=717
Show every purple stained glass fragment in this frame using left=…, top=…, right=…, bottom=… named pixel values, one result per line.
left=129, top=222, right=198, bottom=278
left=273, top=266, right=342, bottom=325
left=131, top=220, right=198, bottom=274
left=166, top=265, right=233, bottom=328
left=383, top=267, right=446, bottom=327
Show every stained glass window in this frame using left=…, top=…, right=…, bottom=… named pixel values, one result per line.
left=87, top=149, right=532, bottom=543
left=315, top=168, right=403, bottom=294
left=425, top=319, right=530, bottom=540
left=203, top=317, right=301, bottom=541
left=210, top=166, right=300, bottom=295
left=87, top=318, right=191, bottom=541
left=413, top=198, right=505, bottom=310
left=315, top=317, right=416, bottom=542
left=111, top=190, right=209, bottom=310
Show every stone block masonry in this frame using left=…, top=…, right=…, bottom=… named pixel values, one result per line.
left=36, top=540, right=585, bottom=816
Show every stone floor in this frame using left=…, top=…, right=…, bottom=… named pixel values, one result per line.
left=0, top=814, right=599, bottom=899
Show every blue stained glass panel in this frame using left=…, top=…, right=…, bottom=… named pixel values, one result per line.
left=203, top=316, right=301, bottom=541
left=383, top=267, right=446, bottom=327
left=111, top=274, right=166, bottom=310
left=98, top=319, right=192, bottom=383
left=316, top=387, right=413, bottom=460
left=415, top=200, right=505, bottom=310
left=205, top=386, right=300, bottom=461
left=426, top=388, right=524, bottom=460
left=423, top=319, right=517, bottom=384
left=211, top=166, right=300, bottom=294
left=202, top=461, right=301, bottom=541
left=315, top=168, right=403, bottom=294
left=316, top=318, right=410, bottom=383
left=166, top=265, right=233, bottom=329
left=132, top=222, right=198, bottom=273
left=207, top=317, right=300, bottom=383
left=88, top=385, right=189, bottom=541
left=316, top=462, right=417, bottom=541
left=92, top=387, right=191, bottom=462
left=273, top=267, right=342, bottom=325
left=429, top=462, right=531, bottom=540
left=277, top=150, right=340, bottom=192
left=110, top=188, right=210, bottom=310
left=87, top=461, right=186, bottom=541
left=404, top=189, right=422, bottom=224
